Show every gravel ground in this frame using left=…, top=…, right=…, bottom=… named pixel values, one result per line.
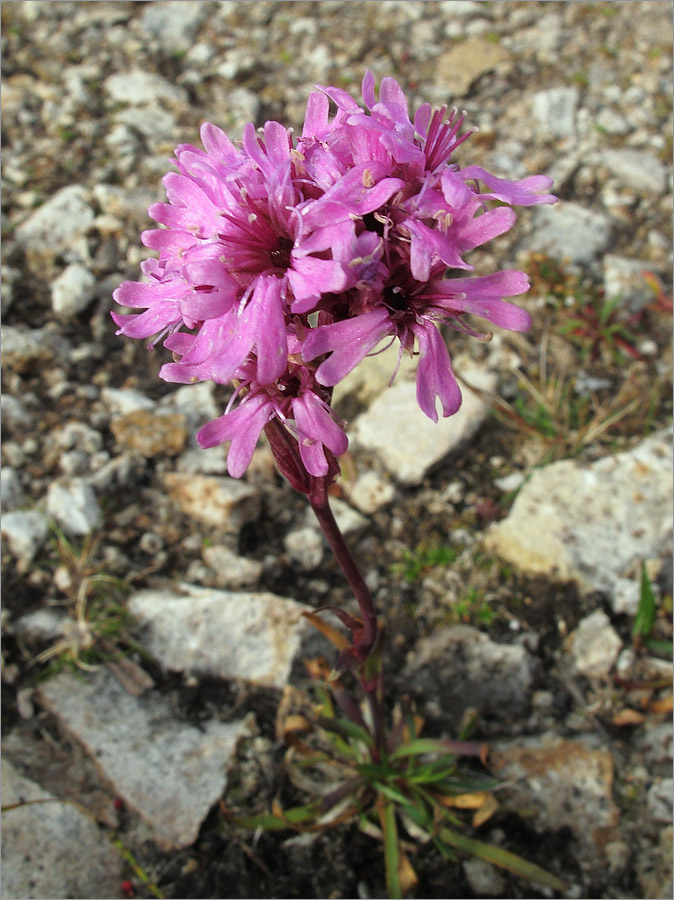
left=2, top=2, right=673, bottom=899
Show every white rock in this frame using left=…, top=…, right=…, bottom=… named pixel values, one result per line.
left=484, top=429, right=673, bottom=603
left=36, top=668, right=250, bottom=850
left=345, top=471, right=396, bottom=515
left=128, top=583, right=309, bottom=687
left=1, top=393, right=33, bottom=427
left=1, top=758, right=124, bottom=899
left=527, top=202, right=613, bottom=265
left=284, top=526, right=325, bottom=571
left=100, top=386, right=155, bottom=414
left=532, top=86, right=579, bottom=138
left=51, top=263, right=96, bottom=317
left=603, top=253, right=661, bottom=314
left=463, top=858, right=506, bottom=897
left=46, top=479, right=102, bottom=536
left=567, top=610, right=622, bottom=678
left=15, top=185, right=94, bottom=256
left=351, top=356, right=496, bottom=486
left=1, top=509, right=49, bottom=566
left=138, top=0, right=211, bottom=51
left=1, top=325, right=71, bottom=374
left=647, top=779, right=674, bottom=824
left=604, top=149, right=667, bottom=194
left=1, top=467, right=24, bottom=511
left=103, top=70, right=188, bottom=106
left=402, top=625, right=537, bottom=720
left=163, top=473, right=260, bottom=532
left=202, top=544, right=263, bottom=589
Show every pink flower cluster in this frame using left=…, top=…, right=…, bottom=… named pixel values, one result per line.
left=113, top=72, right=556, bottom=481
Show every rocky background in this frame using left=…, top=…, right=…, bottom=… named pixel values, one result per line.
left=1, top=2, right=672, bottom=898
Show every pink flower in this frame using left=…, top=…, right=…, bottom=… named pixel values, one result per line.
left=114, top=72, right=556, bottom=480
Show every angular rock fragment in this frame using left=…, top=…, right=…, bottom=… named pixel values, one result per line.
left=128, top=583, right=309, bottom=688
left=36, top=669, right=250, bottom=850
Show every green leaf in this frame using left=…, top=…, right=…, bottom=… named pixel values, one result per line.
left=318, top=716, right=374, bottom=748
left=633, top=564, right=657, bottom=639
left=644, top=637, right=674, bottom=658
left=380, top=798, right=403, bottom=900
left=438, top=826, right=567, bottom=892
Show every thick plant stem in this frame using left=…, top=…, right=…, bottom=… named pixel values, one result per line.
left=308, top=477, right=379, bottom=665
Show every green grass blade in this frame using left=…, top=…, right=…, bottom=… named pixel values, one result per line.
left=379, top=797, right=402, bottom=900
left=633, top=563, right=657, bottom=639
left=438, top=826, right=567, bottom=892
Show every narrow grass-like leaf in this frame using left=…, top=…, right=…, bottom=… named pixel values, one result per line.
left=377, top=796, right=402, bottom=900
left=633, top=564, right=657, bottom=640
left=438, top=826, right=567, bottom=892
left=318, top=716, right=374, bottom=748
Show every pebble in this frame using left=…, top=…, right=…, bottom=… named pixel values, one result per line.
left=15, top=184, right=94, bottom=259
left=110, top=409, right=188, bottom=457
left=527, top=201, right=613, bottom=266
left=647, top=778, right=674, bottom=824
left=100, top=386, right=155, bottom=414
left=491, top=733, right=620, bottom=871
left=1, top=467, right=25, bottom=511
left=51, top=263, right=96, bottom=317
left=46, top=478, right=103, bottom=536
left=1, top=325, right=71, bottom=374
left=604, top=149, right=667, bottom=194
left=137, top=0, right=211, bottom=52
left=532, top=86, right=579, bottom=138
left=103, top=70, right=189, bottom=106
left=603, top=253, right=662, bottom=315
left=566, top=609, right=622, bottom=679
left=1, top=758, right=124, bottom=899
left=36, top=668, right=250, bottom=850
left=484, top=428, right=673, bottom=605
left=1, top=393, right=33, bottom=428
left=128, top=583, right=309, bottom=688
left=352, top=356, right=497, bottom=486
left=1, top=509, right=49, bottom=568
left=163, top=472, right=261, bottom=532
left=202, top=544, right=263, bottom=589
left=402, top=624, right=537, bottom=722
left=434, top=37, right=510, bottom=98
left=284, top=526, right=325, bottom=571
left=344, top=471, right=396, bottom=515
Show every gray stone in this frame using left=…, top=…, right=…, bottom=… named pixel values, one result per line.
left=1, top=758, right=124, bottom=899
left=402, top=624, right=537, bottom=721
left=647, top=778, right=673, bottom=824
left=51, top=263, right=96, bottom=317
left=104, top=70, right=188, bottom=106
left=1, top=325, right=71, bottom=374
left=491, top=733, right=620, bottom=871
left=16, top=608, right=70, bottom=642
left=202, top=544, right=263, bottom=589
left=636, top=722, right=673, bottom=765
left=434, top=37, right=510, bottom=97
left=603, top=253, right=662, bottom=314
left=284, top=526, right=325, bottom=571
left=462, top=858, right=506, bottom=897
left=566, top=610, right=622, bottom=678
left=604, top=148, right=667, bottom=194
left=484, top=429, right=673, bottom=604
left=128, top=583, right=309, bottom=688
left=138, top=0, right=212, bottom=51
left=113, top=105, right=177, bottom=141
left=158, top=381, right=220, bottom=434
left=532, top=86, right=579, bottom=138
left=345, top=471, right=396, bottom=515
left=526, top=202, right=612, bottom=265
left=100, top=386, right=155, bottom=414
left=15, top=185, right=94, bottom=257
left=351, top=356, right=496, bottom=486
left=36, top=668, right=250, bottom=850
left=163, top=472, right=260, bottom=531
left=46, top=478, right=102, bottom=536
left=1, top=509, right=49, bottom=568
left=1, top=393, right=33, bottom=428
left=1, top=467, right=24, bottom=511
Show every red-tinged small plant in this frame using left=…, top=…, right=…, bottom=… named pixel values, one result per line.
left=114, top=72, right=564, bottom=897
